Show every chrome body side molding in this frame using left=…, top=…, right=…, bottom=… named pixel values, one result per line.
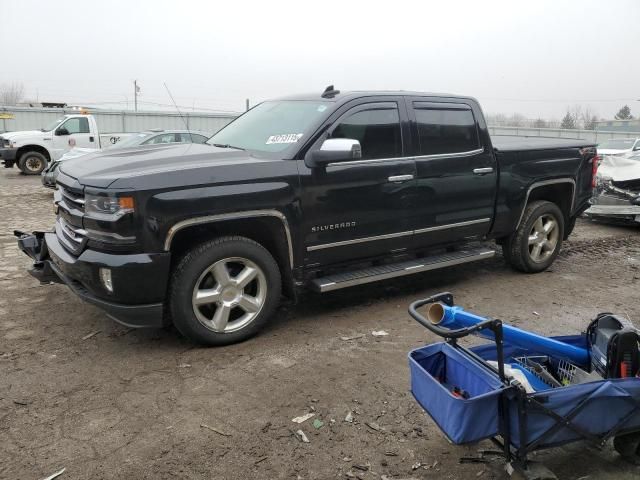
left=308, top=218, right=491, bottom=252
left=164, top=209, right=294, bottom=267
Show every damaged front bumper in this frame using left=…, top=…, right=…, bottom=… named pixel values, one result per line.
left=14, top=230, right=167, bottom=328
left=585, top=181, right=640, bottom=223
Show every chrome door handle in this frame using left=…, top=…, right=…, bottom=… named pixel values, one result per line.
left=388, top=174, right=414, bottom=182
left=473, top=167, right=494, bottom=175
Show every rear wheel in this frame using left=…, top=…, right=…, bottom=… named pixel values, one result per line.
left=18, top=151, right=48, bottom=175
left=168, top=236, right=281, bottom=346
left=504, top=200, right=564, bottom=273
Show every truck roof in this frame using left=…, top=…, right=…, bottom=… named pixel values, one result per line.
left=491, top=135, right=596, bottom=152
left=275, top=90, right=479, bottom=104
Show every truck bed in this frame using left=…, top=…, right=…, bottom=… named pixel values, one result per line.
left=491, top=135, right=596, bottom=152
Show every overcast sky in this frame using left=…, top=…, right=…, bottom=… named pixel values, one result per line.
left=1, top=0, right=638, bottom=119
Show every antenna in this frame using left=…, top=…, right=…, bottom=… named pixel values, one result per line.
left=163, top=82, right=192, bottom=141
left=321, top=85, right=340, bottom=98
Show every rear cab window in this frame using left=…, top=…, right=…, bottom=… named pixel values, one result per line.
left=412, top=102, right=480, bottom=156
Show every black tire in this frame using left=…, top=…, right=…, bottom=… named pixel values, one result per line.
left=168, top=236, right=281, bottom=346
left=614, top=433, right=640, bottom=465
left=18, top=151, right=48, bottom=175
left=504, top=200, right=564, bottom=273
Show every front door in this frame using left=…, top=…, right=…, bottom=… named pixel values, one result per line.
left=298, top=99, right=416, bottom=266
left=406, top=99, right=497, bottom=248
left=52, top=116, right=94, bottom=159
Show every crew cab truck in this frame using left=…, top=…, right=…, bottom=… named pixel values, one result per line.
left=0, top=113, right=127, bottom=175
left=15, top=87, right=597, bottom=346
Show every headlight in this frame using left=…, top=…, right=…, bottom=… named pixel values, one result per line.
left=85, top=193, right=135, bottom=219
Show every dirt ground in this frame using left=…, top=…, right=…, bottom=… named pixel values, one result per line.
left=1, top=167, right=640, bottom=480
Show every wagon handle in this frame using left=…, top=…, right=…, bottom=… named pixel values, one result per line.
left=409, top=292, right=507, bottom=383
left=409, top=292, right=495, bottom=339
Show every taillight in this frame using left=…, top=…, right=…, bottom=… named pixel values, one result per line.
left=591, top=154, right=600, bottom=188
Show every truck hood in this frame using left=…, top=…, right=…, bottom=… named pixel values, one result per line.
left=59, top=143, right=274, bottom=189
left=0, top=130, right=48, bottom=141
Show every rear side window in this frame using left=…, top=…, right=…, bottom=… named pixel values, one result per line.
left=180, top=133, right=208, bottom=143
left=414, top=106, right=479, bottom=155
left=331, top=104, right=402, bottom=160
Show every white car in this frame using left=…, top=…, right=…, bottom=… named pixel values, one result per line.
left=596, top=138, right=640, bottom=156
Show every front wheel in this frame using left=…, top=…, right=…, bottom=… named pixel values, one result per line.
left=18, top=151, right=48, bottom=175
left=503, top=200, right=564, bottom=273
left=168, top=236, right=282, bottom=346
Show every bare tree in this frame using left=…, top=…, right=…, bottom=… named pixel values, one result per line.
left=508, top=113, right=527, bottom=127
left=533, top=118, right=548, bottom=128
left=580, top=106, right=599, bottom=130
left=0, top=82, right=25, bottom=106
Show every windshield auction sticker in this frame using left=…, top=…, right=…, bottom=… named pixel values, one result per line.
left=266, top=133, right=303, bottom=144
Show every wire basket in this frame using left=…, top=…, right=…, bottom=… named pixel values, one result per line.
left=514, top=356, right=562, bottom=388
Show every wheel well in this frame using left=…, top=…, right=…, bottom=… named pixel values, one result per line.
left=16, top=145, right=51, bottom=163
left=526, top=183, right=573, bottom=226
left=168, top=217, right=295, bottom=298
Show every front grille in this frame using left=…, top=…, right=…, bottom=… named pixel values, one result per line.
left=59, top=217, right=87, bottom=243
left=55, top=183, right=86, bottom=255
left=56, top=217, right=87, bottom=255
left=59, top=186, right=85, bottom=211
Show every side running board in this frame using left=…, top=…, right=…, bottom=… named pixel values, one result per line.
left=309, top=247, right=495, bottom=293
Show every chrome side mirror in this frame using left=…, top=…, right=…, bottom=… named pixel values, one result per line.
left=307, top=138, right=362, bottom=167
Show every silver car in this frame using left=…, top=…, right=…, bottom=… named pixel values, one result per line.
left=41, top=129, right=210, bottom=188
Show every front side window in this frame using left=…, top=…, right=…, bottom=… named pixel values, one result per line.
left=414, top=106, right=480, bottom=155
left=331, top=104, right=402, bottom=160
left=59, top=117, right=90, bottom=134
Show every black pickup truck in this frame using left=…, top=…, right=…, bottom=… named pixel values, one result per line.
left=15, top=87, right=598, bottom=345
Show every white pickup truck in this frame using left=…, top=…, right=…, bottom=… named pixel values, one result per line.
left=0, top=113, right=129, bottom=174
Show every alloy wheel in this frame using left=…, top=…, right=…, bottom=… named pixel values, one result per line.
left=527, top=213, right=559, bottom=263
left=191, top=257, right=267, bottom=333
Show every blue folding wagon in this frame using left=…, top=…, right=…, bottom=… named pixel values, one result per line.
left=408, top=293, right=640, bottom=480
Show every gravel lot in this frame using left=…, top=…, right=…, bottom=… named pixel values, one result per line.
left=1, top=167, right=640, bottom=480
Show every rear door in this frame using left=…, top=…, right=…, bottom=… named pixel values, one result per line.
left=407, top=99, right=497, bottom=248
left=298, top=98, right=416, bottom=266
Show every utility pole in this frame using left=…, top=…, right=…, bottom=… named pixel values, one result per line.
left=246, top=98, right=250, bottom=111
left=134, top=80, right=140, bottom=112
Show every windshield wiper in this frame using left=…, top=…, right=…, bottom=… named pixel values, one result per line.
left=212, top=143, right=245, bottom=151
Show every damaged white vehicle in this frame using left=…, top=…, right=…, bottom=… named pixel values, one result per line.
left=586, top=151, right=640, bottom=224
left=596, top=138, right=640, bottom=156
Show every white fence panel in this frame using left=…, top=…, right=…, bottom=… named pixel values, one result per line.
left=489, top=126, right=640, bottom=143
left=0, top=106, right=238, bottom=135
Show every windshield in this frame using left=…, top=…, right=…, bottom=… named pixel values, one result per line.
left=107, top=132, right=152, bottom=149
left=42, top=118, right=64, bottom=132
left=207, top=100, right=332, bottom=154
left=598, top=139, right=636, bottom=149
